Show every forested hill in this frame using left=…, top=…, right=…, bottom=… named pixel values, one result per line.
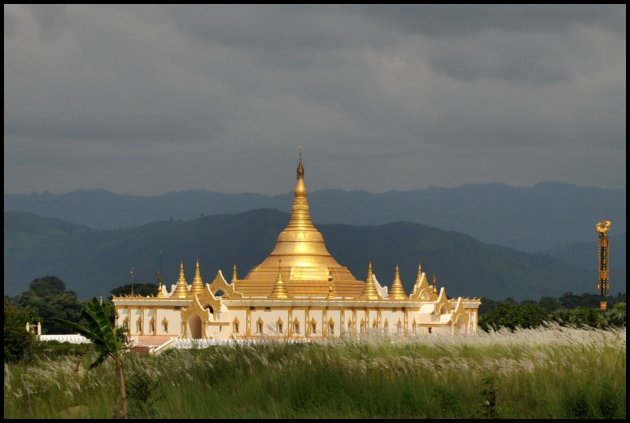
left=4, top=182, right=626, bottom=252
left=5, top=210, right=613, bottom=300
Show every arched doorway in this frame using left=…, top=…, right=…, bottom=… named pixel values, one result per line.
left=188, top=315, right=202, bottom=339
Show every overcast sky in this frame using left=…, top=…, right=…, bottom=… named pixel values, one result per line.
left=4, top=5, right=626, bottom=195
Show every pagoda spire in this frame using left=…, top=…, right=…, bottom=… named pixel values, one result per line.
left=232, top=263, right=238, bottom=283
left=156, top=271, right=164, bottom=298
left=389, top=265, right=407, bottom=300
left=173, top=261, right=189, bottom=299
left=416, top=262, right=423, bottom=283
left=359, top=260, right=380, bottom=300
left=269, top=260, right=289, bottom=299
left=190, top=258, right=205, bottom=295
left=285, top=150, right=315, bottom=231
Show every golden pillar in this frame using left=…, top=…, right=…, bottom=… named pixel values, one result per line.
left=596, top=219, right=612, bottom=310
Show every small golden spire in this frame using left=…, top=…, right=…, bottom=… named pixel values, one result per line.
left=415, top=263, right=424, bottom=284
left=432, top=275, right=438, bottom=294
left=359, top=260, right=380, bottom=301
left=173, top=261, right=189, bottom=299
left=389, top=264, right=407, bottom=300
left=269, top=260, right=289, bottom=299
left=190, top=258, right=204, bottom=295
left=232, top=263, right=238, bottom=282
left=156, top=271, right=164, bottom=298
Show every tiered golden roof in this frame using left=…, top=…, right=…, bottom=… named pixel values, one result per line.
left=236, top=157, right=366, bottom=298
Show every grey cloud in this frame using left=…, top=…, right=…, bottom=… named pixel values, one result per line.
left=359, top=5, right=626, bottom=37
left=3, top=5, right=626, bottom=195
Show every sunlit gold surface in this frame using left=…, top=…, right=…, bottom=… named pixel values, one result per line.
left=173, top=261, right=189, bottom=299
left=389, top=265, right=407, bottom=300
left=357, top=261, right=381, bottom=300
left=237, top=158, right=366, bottom=298
left=596, top=219, right=612, bottom=234
left=190, top=259, right=205, bottom=295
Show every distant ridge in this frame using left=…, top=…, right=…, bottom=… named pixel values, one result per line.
left=5, top=183, right=625, bottom=252
left=5, top=209, right=617, bottom=301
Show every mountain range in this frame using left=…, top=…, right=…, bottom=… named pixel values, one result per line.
left=6, top=209, right=624, bottom=301
left=5, top=182, right=625, bottom=252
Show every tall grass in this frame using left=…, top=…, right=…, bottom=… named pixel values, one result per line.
left=4, top=325, right=626, bottom=419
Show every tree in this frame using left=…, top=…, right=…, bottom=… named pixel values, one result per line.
left=15, top=276, right=84, bottom=333
left=479, top=302, right=548, bottom=332
left=55, top=298, right=130, bottom=419
left=3, top=298, right=38, bottom=363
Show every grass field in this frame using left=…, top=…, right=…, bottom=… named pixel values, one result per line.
left=4, top=325, right=626, bottom=419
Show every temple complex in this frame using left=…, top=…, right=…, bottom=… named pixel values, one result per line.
left=113, top=158, right=481, bottom=343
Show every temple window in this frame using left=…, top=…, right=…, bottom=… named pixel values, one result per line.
left=149, top=317, right=156, bottom=334
left=276, top=318, right=284, bottom=334
left=136, top=318, right=143, bottom=333
left=233, top=318, right=240, bottom=333
left=412, top=319, right=417, bottom=334
left=162, top=318, right=169, bottom=333
left=360, top=318, right=366, bottom=333
left=328, top=319, right=334, bottom=335
left=372, top=319, right=378, bottom=329
left=384, top=319, right=389, bottom=331
left=396, top=319, right=402, bottom=334
left=256, top=317, right=264, bottom=334
left=293, top=319, right=300, bottom=334
left=310, top=319, right=317, bottom=335
left=122, top=317, right=129, bottom=331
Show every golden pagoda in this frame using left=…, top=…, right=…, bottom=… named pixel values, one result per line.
left=112, top=156, right=481, bottom=344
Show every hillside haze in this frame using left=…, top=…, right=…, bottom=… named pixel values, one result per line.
left=5, top=183, right=625, bottom=252
left=5, top=210, right=617, bottom=301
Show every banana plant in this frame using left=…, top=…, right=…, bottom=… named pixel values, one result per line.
left=55, top=298, right=130, bottom=418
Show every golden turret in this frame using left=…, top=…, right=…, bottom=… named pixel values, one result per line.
left=358, top=261, right=381, bottom=301
left=232, top=263, right=238, bottom=283
left=389, top=265, right=407, bottom=300
left=156, top=272, right=164, bottom=298
left=190, top=258, right=205, bottom=295
left=416, top=263, right=423, bottom=283
left=269, top=262, right=289, bottom=300
left=173, top=261, right=190, bottom=299
left=432, top=275, right=438, bottom=294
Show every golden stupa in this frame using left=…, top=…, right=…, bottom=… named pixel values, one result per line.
left=236, top=157, right=366, bottom=298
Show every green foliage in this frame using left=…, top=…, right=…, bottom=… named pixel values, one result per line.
left=14, top=277, right=84, bottom=334
left=54, top=298, right=128, bottom=369
left=3, top=298, right=38, bottom=363
left=479, top=302, right=548, bottom=332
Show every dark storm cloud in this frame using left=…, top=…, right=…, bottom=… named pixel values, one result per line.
left=3, top=5, right=626, bottom=195
left=359, top=5, right=626, bottom=36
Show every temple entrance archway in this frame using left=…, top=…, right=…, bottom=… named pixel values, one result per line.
left=188, top=315, right=202, bottom=339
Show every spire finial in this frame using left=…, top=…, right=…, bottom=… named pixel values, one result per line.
left=297, top=147, right=304, bottom=177
left=232, top=262, right=238, bottom=282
